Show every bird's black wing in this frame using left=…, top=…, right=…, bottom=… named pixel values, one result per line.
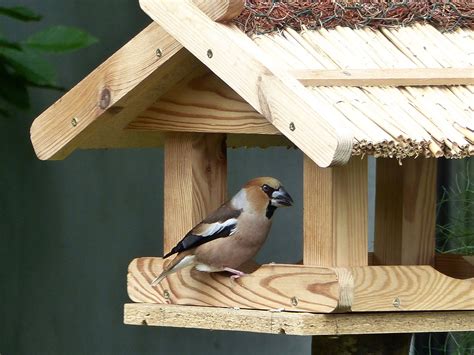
left=163, top=203, right=242, bottom=258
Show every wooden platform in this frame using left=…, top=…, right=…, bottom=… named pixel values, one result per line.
left=124, top=303, right=474, bottom=335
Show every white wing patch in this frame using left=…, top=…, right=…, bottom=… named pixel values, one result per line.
left=200, top=218, right=238, bottom=237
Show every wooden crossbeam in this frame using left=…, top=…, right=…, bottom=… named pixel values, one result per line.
left=292, top=68, right=474, bottom=87
left=128, top=258, right=474, bottom=312
left=140, top=0, right=353, bottom=167
left=124, top=303, right=474, bottom=335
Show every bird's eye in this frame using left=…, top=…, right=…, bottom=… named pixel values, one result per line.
left=262, top=184, right=271, bottom=193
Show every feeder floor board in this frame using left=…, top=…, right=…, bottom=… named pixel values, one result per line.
left=124, top=304, right=474, bottom=335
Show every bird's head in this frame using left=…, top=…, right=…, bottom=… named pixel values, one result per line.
left=234, top=177, right=293, bottom=218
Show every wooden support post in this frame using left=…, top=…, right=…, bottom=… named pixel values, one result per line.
left=373, top=158, right=437, bottom=353
left=374, top=158, right=437, bottom=265
left=303, top=156, right=368, bottom=267
left=304, top=156, right=368, bottom=354
left=163, top=133, right=227, bottom=253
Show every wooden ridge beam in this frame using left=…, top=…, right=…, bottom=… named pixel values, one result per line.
left=124, top=303, right=474, bottom=335
left=128, top=258, right=474, bottom=312
left=140, top=0, right=353, bottom=167
left=292, top=68, right=474, bottom=87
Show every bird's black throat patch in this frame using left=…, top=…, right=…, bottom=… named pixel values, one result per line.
left=266, top=202, right=276, bottom=219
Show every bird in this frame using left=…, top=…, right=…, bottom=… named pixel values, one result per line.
left=150, top=177, right=293, bottom=286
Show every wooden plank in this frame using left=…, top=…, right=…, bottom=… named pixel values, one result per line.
left=124, top=303, right=474, bottom=335
left=140, top=0, right=353, bottom=167
left=304, top=156, right=368, bottom=267
left=128, top=70, right=278, bottom=135
left=127, top=259, right=474, bottom=312
left=351, top=265, right=474, bottom=312
left=30, top=0, right=244, bottom=161
left=163, top=133, right=227, bottom=252
left=374, top=158, right=437, bottom=265
left=127, top=258, right=340, bottom=313
left=292, top=68, right=474, bottom=87
left=30, top=23, right=200, bottom=160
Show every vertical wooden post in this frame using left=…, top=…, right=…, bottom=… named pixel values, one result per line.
left=163, top=133, right=227, bottom=253
left=374, top=158, right=437, bottom=265
left=303, top=156, right=368, bottom=267
left=304, top=156, right=368, bottom=350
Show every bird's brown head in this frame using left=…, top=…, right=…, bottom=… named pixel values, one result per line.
left=240, top=177, right=293, bottom=218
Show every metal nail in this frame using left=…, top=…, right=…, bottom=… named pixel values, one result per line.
left=289, top=122, right=296, bottom=131
left=71, top=117, right=78, bottom=127
left=393, top=297, right=401, bottom=308
left=156, top=48, right=162, bottom=58
left=163, top=290, right=170, bottom=299
left=207, top=49, right=213, bottom=58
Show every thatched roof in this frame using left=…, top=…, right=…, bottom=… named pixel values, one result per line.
left=251, top=24, right=473, bottom=159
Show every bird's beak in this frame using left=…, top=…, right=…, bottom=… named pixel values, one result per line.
left=271, top=186, right=293, bottom=207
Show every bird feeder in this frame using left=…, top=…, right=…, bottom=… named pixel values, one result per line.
left=31, top=0, right=474, bottom=340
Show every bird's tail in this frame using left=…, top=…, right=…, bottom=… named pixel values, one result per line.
left=150, top=253, right=196, bottom=286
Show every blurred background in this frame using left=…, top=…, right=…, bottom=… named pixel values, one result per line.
left=0, top=1, right=471, bottom=354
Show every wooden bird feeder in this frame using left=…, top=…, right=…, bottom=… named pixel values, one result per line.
left=31, top=0, right=474, bottom=340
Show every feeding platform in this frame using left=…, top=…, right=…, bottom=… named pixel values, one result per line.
left=31, top=0, right=474, bottom=340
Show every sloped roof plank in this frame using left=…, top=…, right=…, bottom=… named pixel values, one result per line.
left=140, top=0, right=353, bottom=167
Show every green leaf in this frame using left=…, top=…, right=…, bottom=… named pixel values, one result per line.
left=24, top=26, right=98, bottom=52
left=0, top=6, right=42, bottom=22
left=0, top=47, right=56, bottom=86
left=0, top=63, right=30, bottom=109
left=0, top=38, right=21, bottom=50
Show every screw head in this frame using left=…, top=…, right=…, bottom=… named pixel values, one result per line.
left=156, top=48, right=162, bottom=58
left=291, top=296, right=299, bottom=307
left=289, top=122, right=296, bottom=131
left=71, top=117, right=78, bottom=127
left=207, top=49, right=213, bottom=58
left=163, top=290, right=170, bottom=300
left=393, top=297, right=401, bottom=308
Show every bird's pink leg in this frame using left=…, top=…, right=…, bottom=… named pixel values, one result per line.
left=224, top=267, right=246, bottom=280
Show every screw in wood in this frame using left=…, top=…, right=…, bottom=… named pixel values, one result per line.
left=393, top=297, right=401, bottom=308
left=156, top=48, right=162, bottom=58
left=163, top=290, right=170, bottom=300
left=71, top=117, right=78, bottom=127
left=291, top=296, right=299, bottom=306
left=289, top=122, right=296, bottom=131
left=207, top=49, right=213, bottom=58
left=99, top=88, right=111, bottom=109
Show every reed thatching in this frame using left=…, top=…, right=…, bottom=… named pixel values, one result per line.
left=251, top=24, right=473, bottom=159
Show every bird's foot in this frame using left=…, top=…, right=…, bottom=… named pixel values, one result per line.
left=224, top=267, right=246, bottom=280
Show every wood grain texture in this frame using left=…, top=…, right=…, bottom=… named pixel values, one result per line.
left=351, top=265, right=474, bottom=311
left=127, top=259, right=474, bottom=312
left=128, top=70, right=278, bottom=135
left=304, top=156, right=368, bottom=267
left=140, top=0, right=353, bottom=167
left=163, top=133, right=227, bottom=253
left=127, top=258, right=340, bottom=313
left=293, top=68, right=474, bottom=87
left=30, top=23, right=199, bottom=160
left=124, top=303, right=474, bottom=335
left=374, top=158, right=437, bottom=265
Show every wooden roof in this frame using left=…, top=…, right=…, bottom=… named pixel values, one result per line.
left=30, top=0, right=473, bottom=166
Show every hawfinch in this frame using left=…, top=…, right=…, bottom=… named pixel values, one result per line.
left=151, top=177, right=293, bottom=285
